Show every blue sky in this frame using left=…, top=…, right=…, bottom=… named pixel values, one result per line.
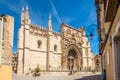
left=0, top=0, right=99, bottom=54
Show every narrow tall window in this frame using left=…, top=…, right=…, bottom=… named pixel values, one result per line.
left=54, top=44, right=57, bottom=52
left=38, top=40, right=42, bottom=48
left=107, top=50, right=110, bottom=65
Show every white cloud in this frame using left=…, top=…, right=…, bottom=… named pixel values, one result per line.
left=1, top=1, right=21, bottom=15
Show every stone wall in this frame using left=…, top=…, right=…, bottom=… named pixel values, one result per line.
left=1, top=15, right=14, bottom=66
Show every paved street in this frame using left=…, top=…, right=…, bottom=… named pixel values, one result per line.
left=74, top=75, right=102, bottom=80
left=13, top=72, right=102, bottom=80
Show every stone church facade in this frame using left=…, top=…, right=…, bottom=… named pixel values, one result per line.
left=17, top=6, right=95, bottom=74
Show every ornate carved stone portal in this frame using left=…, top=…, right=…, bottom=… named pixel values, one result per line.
left=61, top=24, right=83, bottom=71
left=62, top=44, right=82, bottom=71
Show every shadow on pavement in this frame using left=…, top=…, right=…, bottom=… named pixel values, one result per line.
left=74, top=74, right=102, bottom=80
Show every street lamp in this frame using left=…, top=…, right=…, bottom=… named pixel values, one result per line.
left=90, top=32, right=94, bottom=40
left=86, top=24, right=97, bottom=71
left=87, top=24, right=97, bottom=40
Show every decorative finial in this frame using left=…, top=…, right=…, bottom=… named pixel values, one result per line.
left=48, top=14, right=52, bottom=31
left=22, top=6, right=24, bottom=11
left=26, top=5, right=28, bottom=10
left=49, top=14, right=51, bottom=20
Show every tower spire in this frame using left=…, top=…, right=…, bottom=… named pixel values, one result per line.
left=22, top=6, right=24, bottom=11
left=25, top=5, right=30, bottom=24
left=21, top=6, right=25, bottom=25
left=48, top=14, right=52, bottom=31
left=26, top=5, right=28, bottom=10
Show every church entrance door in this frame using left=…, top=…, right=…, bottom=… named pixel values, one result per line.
left=67, top=49, right=78, bottom=71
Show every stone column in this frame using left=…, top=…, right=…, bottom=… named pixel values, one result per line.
left=46, top=33, right=50, bottom=71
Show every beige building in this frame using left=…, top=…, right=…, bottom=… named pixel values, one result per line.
left=12, top=53, right=17, bottom=72
left=0, top=15, right=14, bottom=66
left=17, top=6, right=95, bottom=75
left=94, top=54, right=101, bottom=72
left=95, top=0, right=120, bottom=80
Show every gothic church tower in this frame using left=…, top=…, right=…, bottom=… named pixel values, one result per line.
left=17, top=5, right=31, bottom=74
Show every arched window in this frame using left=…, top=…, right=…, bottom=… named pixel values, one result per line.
left=38, top=40, right=42, bottom=48
left=54, top=44, right=57, bottom=52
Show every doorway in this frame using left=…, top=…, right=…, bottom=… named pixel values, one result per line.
left=67, top=49, right=78, bottom=71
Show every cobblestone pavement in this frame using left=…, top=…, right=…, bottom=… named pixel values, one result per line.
left=13, top=72, right=102, bottom=80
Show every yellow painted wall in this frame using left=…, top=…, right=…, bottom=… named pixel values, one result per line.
left=0, top=66, right=12, bottom=80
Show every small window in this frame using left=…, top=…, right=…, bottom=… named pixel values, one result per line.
left=107, top=50, right=110, bottom=65
left=38, top=40, right=42, bottom=48
left=54, top=45, right=57, bottom=52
